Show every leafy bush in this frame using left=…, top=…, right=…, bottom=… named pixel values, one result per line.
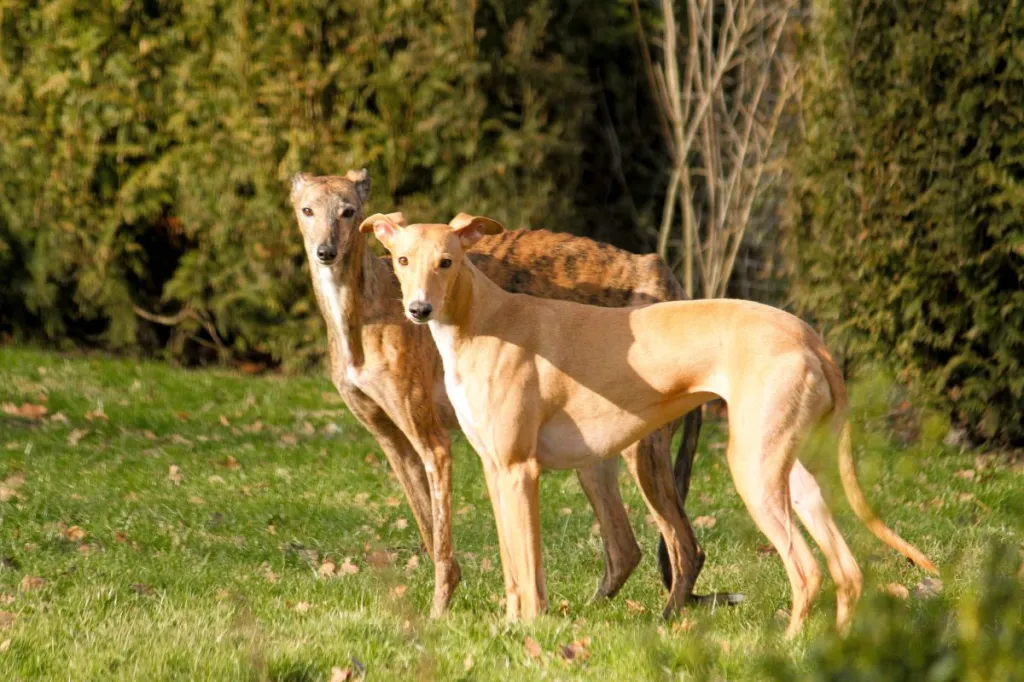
left=787, top=0, right=1024, bottom=445
left=2, top=0, right=648, bottom=367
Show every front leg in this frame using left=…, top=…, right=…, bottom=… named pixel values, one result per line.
left=418, top=432, right=461, bottom=617
left=494, top=458, right=547, bottom=620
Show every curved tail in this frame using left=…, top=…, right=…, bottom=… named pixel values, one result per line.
left=837, top=421, right=938, bottom=574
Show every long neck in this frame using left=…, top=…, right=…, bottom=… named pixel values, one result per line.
left=428, top=260, right=502, bottom=356
left=314, top=235, right=389, bottom=368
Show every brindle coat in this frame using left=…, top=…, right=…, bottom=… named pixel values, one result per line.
left=290, top=170, right=705, bottom=615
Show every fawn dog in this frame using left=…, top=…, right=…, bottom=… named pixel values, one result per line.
left=290, top=170, right=732, bottom=617
left=361, top=211, right=938, bottom=634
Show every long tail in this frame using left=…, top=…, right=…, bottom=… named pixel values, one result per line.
left=837, top=421, right=938, bottom=574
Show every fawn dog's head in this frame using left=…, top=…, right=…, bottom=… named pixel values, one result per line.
left=359, top=213, right=504, bottom=324
left=290, top=169, right=373, bottom=267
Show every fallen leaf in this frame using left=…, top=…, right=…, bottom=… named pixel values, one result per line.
left=85, top=408, right=108, bottom=422
left=243, top=420, right=263, bottom=434
left=67, top=429, right=90, bottom=446
left=885, top=583, right=909, bottom=600
left=176, top=411, right=189, bottom=422
left=391, top=584, right=408, bottom=598
left=955, top=469, right=976, bottom=481
left=142, top=430, right=157, bottom=440
left=915, top=577, right=943, bottom=599
left=259, top=562, right=279, bottom=584
left=318, top=561, right=337, bottom=578
left=279, top=434, right=298, bottom=446
left=560, top=507, right=572, bottom=516
left=266, top=524, right=276, bottom=536
left=3, top=403, right=47, bottom=420
left=626, top=599, right=646, bottom=614
left=329, top=667, right=352, bottom=682
left=559, top=636, right=592, bottom=663
left=189, top=496, right=206, bottom=506
left=524, top=635, right=543, bottom=659
left=0, top=612, right=14, bottom=629
left=19, top=576, right=45, bottom=592
left=385, top=496, right=401, bottom=507
left=168, top=465, right=183, bottom=485
left=0, top=638, right=9, bottom=653
left=222, top=455, right=241, bottom=470
left=302, top=421, right=315, bottom=435
left=208, top=475, right=226, bottom=485
left=340, top=557, right=359, bottom=575
left=693, top=515, right=717, bottom=529
left=63, top=525, right=87, bottom=542
left=219, top=415, right=230, bottom=427
left=170, top=434, right=193, bottom=447
left=293, top=601, right=310, bottom=613
left=392, top=518, right=408, bottom=530
left=114, top=532, right=129, bottom=544
left=368, top=550, right=397, bottom=568
left=557, top=599, right=570, bottom=616
left=50, top=412, right=70, bottom=425
left=405, top=555, right=419, bottom=571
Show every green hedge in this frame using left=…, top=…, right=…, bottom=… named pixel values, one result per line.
left=1, top=1, right=661, bottom=368
left=788, top=0, right=1024, bottom=445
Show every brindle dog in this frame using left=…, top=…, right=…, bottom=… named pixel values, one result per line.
left=290, top=170, right=727, bottom=615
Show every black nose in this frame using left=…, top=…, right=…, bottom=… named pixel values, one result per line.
left=316, top=243, right=336, bottom=263
left=408, top=301, right=433, bottom=321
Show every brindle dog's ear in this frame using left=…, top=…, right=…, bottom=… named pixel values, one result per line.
left=289, top=172, right=311, bottom=201
left=358, top=213, right=401, bottom=248
left=345, top=168, right=371, bottom=204
left=449, top=213, right=505, bottom=248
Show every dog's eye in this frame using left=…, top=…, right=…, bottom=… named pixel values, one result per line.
left=439, top=258, right=452, bottom=269
left=302, top=207, right=313, bottom=217
left=341, top=207, right=356, bottom=219
left=398, top=256, right=408, bottom=266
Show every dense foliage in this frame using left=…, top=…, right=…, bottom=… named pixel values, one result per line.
left=0, top=0, right=665, bottom=367
left=788, top=0, right=1024, bottom=444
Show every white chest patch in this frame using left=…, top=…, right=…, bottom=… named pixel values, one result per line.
left=317, top=265, right=355, bottom=368
left=429, top=321, right=482, bottom=449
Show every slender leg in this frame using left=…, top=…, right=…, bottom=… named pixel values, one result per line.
left=577, top=459, right=641, bottom=600
left=622, top=437, right=703, bottom=618
left=481, top=457, right=519, bottom=618
left=494, top=459, right=547, bottom=620
left=789, top=461, right=863, bottom=631
left=342, top=390, right=436, bottom=558
left=413, top=431, right=461, bottom=617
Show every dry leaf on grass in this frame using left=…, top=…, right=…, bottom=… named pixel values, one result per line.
left=392, top=518, right=408, bottom=530
left=168, top=465, right=183, bottom=485
left=67, top=429, right=89, bottom=446
left=3, top=403, right=47, bottom=420
left=222, top=455, right=241, bottom=470
left=955, top=469, right=976, bottom=481
left=62, top=526, right=87, bottom=543
left=293, top=601, right=310, bottom=613
left=385, top=496, right=401, bottom=507
left=279, top=434, right=298, bottom=446
left=693, top=515, right=717, bottom=529
left=560, top=507, right=572, bottom=516
left=0, top=638, right=10, bottom=653
left=524, top=635, right=543, bottom=660
left=208, top=475, right=225, bottom=485
left=626, top=599, right=646, bottom=614
left=259, top=563, right=279, bottom=584
left=557, top=599, right=570, bottom=616
left=318, top=561, right=337, bottom=579
left=50, top=412, right=69, bottom=425
left=20, top=576, right=45, bottom=592
left=391, top=584, right=408, bottom=599
left=189, top=496, right=206, bottom=506
left=170, top=434, right=193, bottom=447
left=885, top=583, right=910, bottom=600
left=219, top=415, right=231, bottom=427
left=340, top=558, right=359, bottom=575
left=405, top=555, right=419, bottom=571
left=85, top=408, right=108, bottom=422
left=0, top=612, right=14, bottom=629
left=559, top=636, right=592, bottom=664
left=142, top=430, right=157, bottom=440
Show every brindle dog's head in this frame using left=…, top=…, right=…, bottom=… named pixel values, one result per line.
left=358, top=213, right=504, bottom=324
left=289, top=169, right=371, bottom=267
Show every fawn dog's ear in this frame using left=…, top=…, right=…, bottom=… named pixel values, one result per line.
left=359, top=213, right=404, bottom=248
left=344, top=168, right=371, bottom=203
left=289, top=172, right=311, bottom=200
left=449, top=213, right=505, bottom=248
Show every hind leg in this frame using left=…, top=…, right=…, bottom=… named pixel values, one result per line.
left=789, top=461, right=864, bottom=631
left=577, top=459, right=641, bottom=600
left=622, top=435, right=703, bottom=617
left=727, top=433, right=822, bottom=637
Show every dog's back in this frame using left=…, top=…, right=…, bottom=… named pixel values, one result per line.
left=469, top=229, right=685, bottom=307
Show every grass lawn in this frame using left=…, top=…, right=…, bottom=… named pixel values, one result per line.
left=0, top=346, right=1020, bottom=681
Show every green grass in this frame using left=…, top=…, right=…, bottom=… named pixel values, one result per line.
left=0, top=347, right=1020, bottom=681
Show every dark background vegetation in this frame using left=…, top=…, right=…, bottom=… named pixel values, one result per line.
left=1, top=0, right=1021, bottom=445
